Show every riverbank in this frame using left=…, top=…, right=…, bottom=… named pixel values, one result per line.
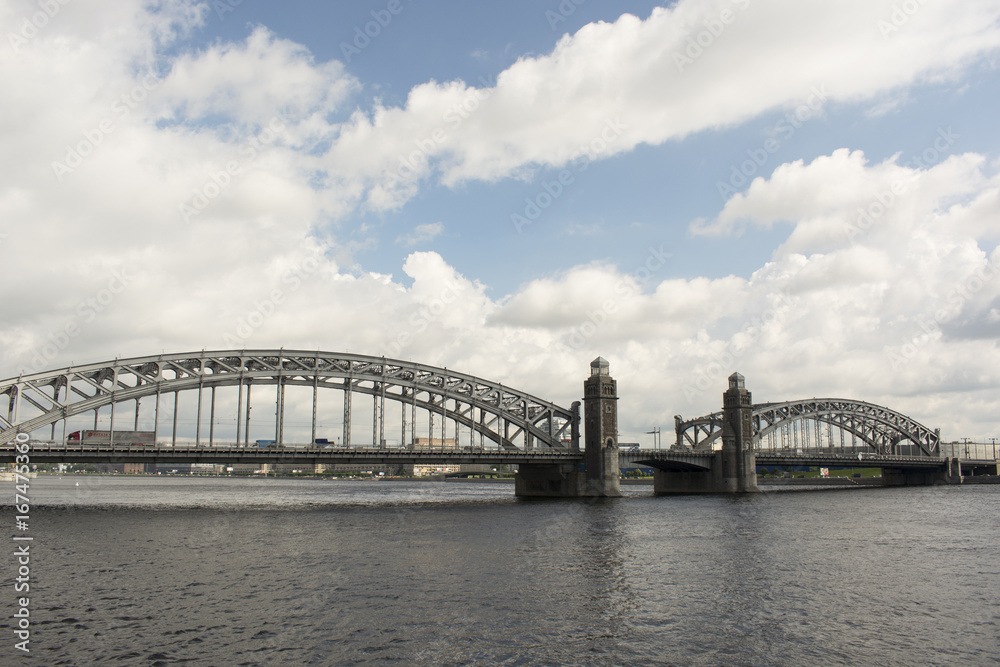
left=759, top=476, right=883, bottom=487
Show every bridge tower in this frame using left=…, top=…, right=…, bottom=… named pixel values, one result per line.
left=583, top=357, right=622, bottom=497
left=720, top=372, right=758, bottom=493
left=653, top=372, right=759, bottom=494
left=514, top=357, right=621, bottom=498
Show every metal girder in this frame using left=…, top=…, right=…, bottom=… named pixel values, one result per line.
left=675, top=398, right=940, bottom=457
left=673, top=414, right=724, bottom=451
left=0, top=350, right=578, bottom=451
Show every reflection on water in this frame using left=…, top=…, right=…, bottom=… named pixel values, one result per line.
left=2, top=476, right=998, bottom=665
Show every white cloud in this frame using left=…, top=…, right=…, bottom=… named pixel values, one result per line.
left=324, top=0, right=1000, bottom=211
left=691, top=148, right=993, bottom=255
left=156, top=26, right=357, bottom=130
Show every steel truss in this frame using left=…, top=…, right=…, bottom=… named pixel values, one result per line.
left=0, top=350, right=578, bottom=451
left=674, top=398, right=940, bottom=457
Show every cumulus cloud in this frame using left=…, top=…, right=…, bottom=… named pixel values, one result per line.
left=325, top=0, right=1000, bottom=211
left=156, top=26, right=357, bottom=130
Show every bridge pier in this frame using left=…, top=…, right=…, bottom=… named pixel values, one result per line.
left=515, top=357, right=621, bottom=498
left=654, top=373, right=758, bottom=495
left=514, top=463, right=587, bottom=497
left=883, top=457, right=963, bottom=486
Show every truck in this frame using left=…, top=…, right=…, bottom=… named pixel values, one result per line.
left=67, top=430, right=156, bottom=446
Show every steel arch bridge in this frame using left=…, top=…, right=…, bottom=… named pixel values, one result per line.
left=0, top=350, right=579, bottom=452
left=674, top=398, right=941, bottom=457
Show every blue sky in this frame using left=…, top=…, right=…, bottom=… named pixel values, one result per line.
left=2, top=0, right=1000, bottom=442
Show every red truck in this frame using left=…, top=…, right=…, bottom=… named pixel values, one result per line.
left=67, top=430, right=156, bottom=446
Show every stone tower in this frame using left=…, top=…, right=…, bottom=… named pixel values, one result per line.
left=721, top=372, right=758, bottom=492
left=583, top=356, right=622, bottom=497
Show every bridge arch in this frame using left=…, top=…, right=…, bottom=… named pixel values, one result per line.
left=0, top=350, right=579, bottom=451
left=675, top=398, right=940, bottom=457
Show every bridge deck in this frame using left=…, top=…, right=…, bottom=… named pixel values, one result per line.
left=624, top=448, right=964, bottom=470
left=754, top=451, right=949, bottom=468
left=3, top=444, right=991, bottom=470
left=0, top=443, right=582, bottom=466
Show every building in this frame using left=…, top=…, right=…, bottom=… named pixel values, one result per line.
left=411, top=437, right=457, bottom=450
left=273, top=464, right=310, bottom=474
left=411, top=464, right=461, bottom=476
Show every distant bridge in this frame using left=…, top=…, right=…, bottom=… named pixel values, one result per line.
left=674, top=398, right=941, bottom=457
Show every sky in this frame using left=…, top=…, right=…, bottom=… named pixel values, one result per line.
left=1, top=0, right=999, bottom=445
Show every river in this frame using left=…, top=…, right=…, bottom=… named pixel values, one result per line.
left=2, top=476, right=998, bottom=665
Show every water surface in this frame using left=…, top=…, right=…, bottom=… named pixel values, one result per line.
left=3, top=476, right=998, bottom=665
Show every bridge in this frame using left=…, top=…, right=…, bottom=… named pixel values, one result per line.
left=0, top=350, right=618, bottom=497
left=630, top=375, right=993, bottom=491
left=0, top=350, right=577, bottom=453
left=1, top=353, right=994, bottom=494
left=673, top=398, right=941, bottom=457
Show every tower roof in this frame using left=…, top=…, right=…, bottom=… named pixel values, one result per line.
left=590, top=356, right=610, bottom=376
